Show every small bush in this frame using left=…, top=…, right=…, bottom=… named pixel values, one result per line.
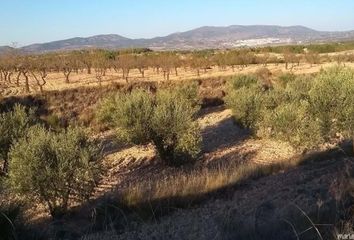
left=285, top=75, right=313, bottom=101
left=258, top=101, right=323, bottom=149
left=97, top=89, right=154, bottom=144
left=98, top=87, right=201, bottom=165
left=0, top=104, right=37, bottom=174
left=261, top=89, right=289, bottom=111
left=309, top=66, right=354, bottom=140
left=228, top=74, right=260, bottom=90
left=174, top=81, right=199, bottom=106
left=151, top=89, right=201, bottom=164
left=276, top=73, right=296, bottom=89
left=8, top=126, right=102, bottom=218
left=225, top=84, right=263, bottom=130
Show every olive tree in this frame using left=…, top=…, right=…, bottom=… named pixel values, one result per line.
left=8, top=126, right=102, bottom=218
left=309, top=66, right=354, bottom=149
left=97, top=86, right=201, bottom=165
left=224, top=75, right=265, bottom=130
left=257, top=100, right=323, bottom=149
left=0, top=105, right=36, bottom=175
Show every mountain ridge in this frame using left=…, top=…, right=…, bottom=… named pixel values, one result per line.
left=3, top=25, right=354, bottom=53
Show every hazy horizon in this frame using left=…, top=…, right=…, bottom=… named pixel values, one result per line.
left=1, top=0, right=354, bottom=46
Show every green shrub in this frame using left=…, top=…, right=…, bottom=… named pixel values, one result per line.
left=98, top=87, right=201, bottom=165
left=45, top=114, right=63, bottom=131
left=225, top=84, right=263, bottom=130
left=285, top=75, right=313, bottom=101
left=97, top=89, right=154, bottom=144
left=0, top=105, right=37, bottom=174
left=151, top=89, right=201, bottom=164
left=258, top=101, right=323, bottom=149
left=228, top=74, right=260, bottom=90
left=8, top=126, right=102, bottom=218
left=309, top=66, right=354, bottom=140
left=261, top=89, right=289, bottom=111
left=226, top=66, right=354, bottom=151
left=174, top=81, right=199, bottom=106
left=276, top=73, right=296, bottom=89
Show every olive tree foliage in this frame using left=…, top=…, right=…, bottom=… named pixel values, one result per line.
left=150, top=88, right=200, bottom=163
left=226, top=74, right=321, bottom=149
left=8, top=126, right=102, bottom=218
left=308, top=66, right=354, bottom=142
left=98, top=89, right=154, bottom=144
left=225, top=75, right=263, bottom=129
left=226, top=67, right=354, bottom=151
left=275, top=73, right=296, bottom=89
left=257, top=100, right=323, bottom=148
left=284, top=75, right=313, bottom=101
left=97, top=85, right=201, bottom=165
left=0, top=105, right=37, bottom=175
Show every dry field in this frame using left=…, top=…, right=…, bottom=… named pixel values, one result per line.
left=1, top=56, right=354, bottom=97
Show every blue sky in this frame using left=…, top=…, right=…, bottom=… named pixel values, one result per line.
left=1, top=0, right=354, bottom=46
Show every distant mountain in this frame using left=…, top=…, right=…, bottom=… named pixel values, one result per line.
left=147, top=25, right=354, bottom=49
left=21, top=34, right=135, bottom=52
left=0, top=46, right=14, bottom=54
left=4, top=25, right=354, bottom=53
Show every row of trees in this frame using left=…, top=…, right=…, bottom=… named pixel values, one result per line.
left=1, top=48, right=354, bottom=94
left=225, top=66, right=354, bottom=151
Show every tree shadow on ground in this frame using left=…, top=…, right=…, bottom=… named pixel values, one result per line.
left=201, top=116, right=250, bottom=153
left=31, top=143, right=353, bottom=240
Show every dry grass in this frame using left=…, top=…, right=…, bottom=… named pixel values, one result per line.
left=118, top=154, right=304, bottom=209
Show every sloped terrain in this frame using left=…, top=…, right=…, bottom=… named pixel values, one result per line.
left=76, top=106, right=351, bottom=240
left=91, top=158, right=345, bottom=240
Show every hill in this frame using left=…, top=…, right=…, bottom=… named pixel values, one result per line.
left=3, top=25, right=354, bottom=52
